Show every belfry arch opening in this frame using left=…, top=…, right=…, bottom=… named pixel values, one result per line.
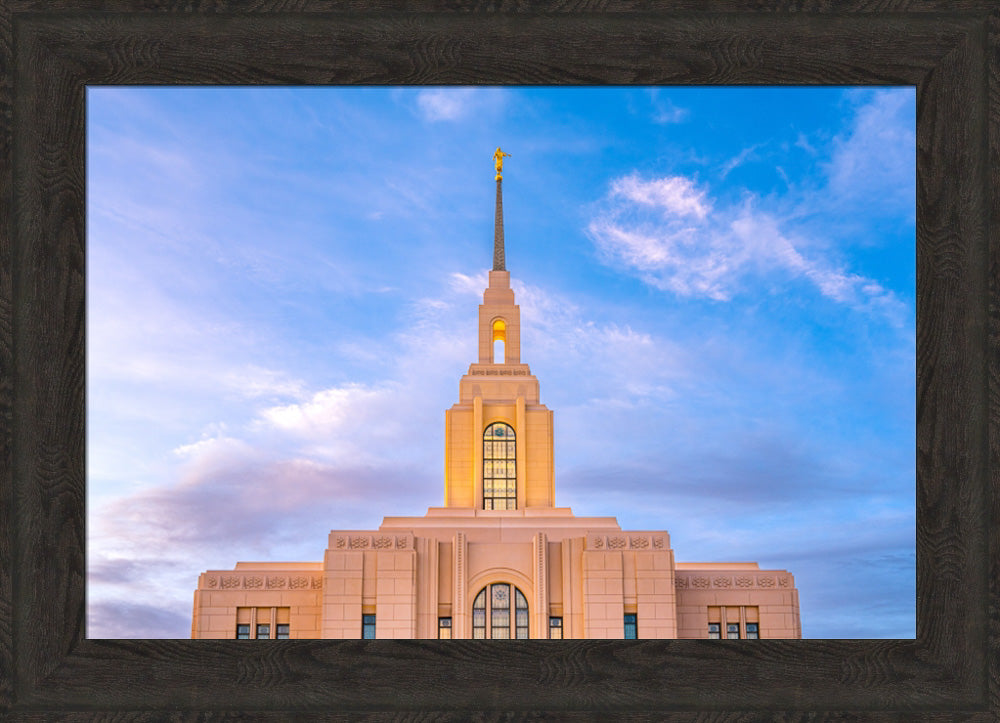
left=491, top=318, right=506, bottom=364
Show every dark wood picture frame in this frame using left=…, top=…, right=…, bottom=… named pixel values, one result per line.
left=1, top=2, right=996, bottom=719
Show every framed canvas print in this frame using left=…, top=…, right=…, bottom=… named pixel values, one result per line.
left=86, top=86, right=912, bottom=646
left=2, top=2, right=997, bottom=719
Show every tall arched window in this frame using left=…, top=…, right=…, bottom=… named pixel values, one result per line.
left=483, top=422, right=516, bottom=510
left=472, top=583, right=529, bottom=639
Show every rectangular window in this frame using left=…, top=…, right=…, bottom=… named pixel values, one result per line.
left=549, top=617, right=563, bottom=639
left=624, top=613, right=637, bottom=639
left=472, top=605, right=486, bottom=638
left=236, top=607, right=290, bottom=639
left=708, top=606, right=760, bottom=639
left=438, top=617, right=452, bottom=639
left=362, top=614, right=376, bottom=639
left=515, top=607, right=529, bottom=639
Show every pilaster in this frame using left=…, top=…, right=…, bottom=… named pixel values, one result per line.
left=532, top=532, right=549, bottom=639
left=453, top=531, right=468, bottom=638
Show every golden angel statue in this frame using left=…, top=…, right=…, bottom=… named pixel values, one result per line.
left=493, top=147, right=511, bottom=179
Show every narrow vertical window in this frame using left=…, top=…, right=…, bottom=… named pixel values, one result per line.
left=256, top=624, right=270, bottom=639
left=624, top=613, right=637, bottom=639
left=438, top=617, right=452, bottom=639
left=549, top=617, right=563, bottom=639
left=709, top=607, right=756, bottom=639
left=514, top=588, right=529, bottom=639
left=491, top=583, right=511, bottom=639
left=236, top=624, right=251, bottom=639
left=362, top=614, right=376, bottom=639
left=483, top=422, right=516, bottom=510
left=472, top=589, right=486, bottom=639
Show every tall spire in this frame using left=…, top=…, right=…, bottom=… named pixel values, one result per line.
left=493, top=177, right=505, bottom=271
left=492, top=147, right=511, bottom=272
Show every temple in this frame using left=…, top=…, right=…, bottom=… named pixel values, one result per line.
left=191, top=151, right=801, bottom=640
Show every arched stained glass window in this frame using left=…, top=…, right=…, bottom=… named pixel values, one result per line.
left=483, top=422, right=516, bottom=510
left=472, top=583, right=529, bottom=639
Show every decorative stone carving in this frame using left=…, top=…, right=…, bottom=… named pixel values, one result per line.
left=395, top=536, right=409, bottom=549
left=778, top=575, right=790, bottom=587
left=713, top=576, right=733, bottom=588
left=691, top=576, right=710, bottom=589
left=736, top=575, right=753, bottom=588
left=607, top=536, right=626, bottom=549
left=205, top=576, right=218, bottom=588
left=630, top=536, right=649, bottom=549
left=221, top=576, right=241, bottom=589
left=374, top=536, right=393, bottom=549
left=311, top=576, right=323, bottom=589
left=758, top=576, right=776, bottom=588
left=589, top=536, right=604, bottom=549
left=266, top=576, right=287, bottom=589
left=455, top=532, right=466, bottom=619
left=290, top=576, right=309, bottom=589
left=245, top=576, right=264, bottom=589
left=350, top=536, right=370, bottom=549
left=334, top=536, right=347, bottom=549
left=652, top=537, right=665, bottom=549
left=675, top=576, right=689, bottom=589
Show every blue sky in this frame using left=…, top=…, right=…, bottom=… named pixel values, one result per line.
left=87, top=86, right=915, bottom=639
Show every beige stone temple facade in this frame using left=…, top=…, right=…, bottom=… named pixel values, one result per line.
left=191, top=156, right=801, bottom=641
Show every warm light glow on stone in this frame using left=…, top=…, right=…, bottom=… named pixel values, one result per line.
left=491, top=318, right=506, bottom=342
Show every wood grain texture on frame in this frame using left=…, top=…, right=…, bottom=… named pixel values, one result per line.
left=0, top=1, right=997, bottom=719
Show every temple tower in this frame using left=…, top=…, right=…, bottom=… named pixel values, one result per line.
left=443, top=150, right=555, bottom=510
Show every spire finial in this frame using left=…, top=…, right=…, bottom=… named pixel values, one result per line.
left=493, top=147, right=511, bottom=181
left=492, top=148, right=509, bottom=271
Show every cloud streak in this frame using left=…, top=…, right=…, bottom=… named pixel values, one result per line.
left=415, top=88, right=507, bottom=122
left=589, top=176, right=904, bottom=320
left=825, top=89, right=915, bottom=209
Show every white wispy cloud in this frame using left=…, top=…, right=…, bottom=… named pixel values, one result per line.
left=588, top=90, right=913, bottom=316
left=646, top=90, right=689, bottom=124
left=824, top=89, right=915, bottom=206
left=794, top=132, right=817, bottom=155
left=589, top=174, right=905, bottom=318
left=609, top=174, right=711, bottom=219
left=415, top=88, right=507, bottom=122
left=719, top=143, right=762, bottom=179
left=449, top=270, right=490, bottom=296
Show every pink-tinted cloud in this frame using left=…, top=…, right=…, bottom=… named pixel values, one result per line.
left=89, top=600, right=192, bottom=639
